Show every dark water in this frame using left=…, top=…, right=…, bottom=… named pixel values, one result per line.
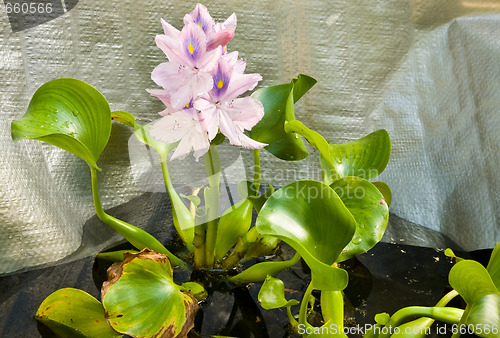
left=0, top=192, right=488, bottom=337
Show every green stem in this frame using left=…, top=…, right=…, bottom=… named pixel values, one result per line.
left=228, top=252, right=301, bottom=284
left=436, top=289, right=459, bottom=307
left=378, top=306, right=464, bottom=338
left=203, top=145, right=221, bottom=268
left=90, top=168, right=186, bottom=268
left=161, top=160, right=194, bottom=252
left=287, top=305, right=299, bottom=333
left=222, top=227, right=259, bottom=269
left=253, top=149, right=261, bottom=191
left=320, top=291, right=344, bottom=329
left=193, top=221, right=206, bottom=269
left=299, top=282, right=315, bottom=326
left=451, top=305, right=470, bottom=338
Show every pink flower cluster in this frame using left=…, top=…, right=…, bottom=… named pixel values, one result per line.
left=149, top=4, right=266, bottom=160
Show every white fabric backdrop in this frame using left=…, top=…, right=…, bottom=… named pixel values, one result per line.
left=1, top=0, right=499, bottom=274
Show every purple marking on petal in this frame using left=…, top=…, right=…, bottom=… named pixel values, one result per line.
left=188, top=3, right=214, bottom=35
left=184, top=33, right=202, bottom=62
left=211, top=61, right=231, bottom=100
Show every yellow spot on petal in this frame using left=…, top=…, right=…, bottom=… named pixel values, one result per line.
left=188, top=43, right=194, bottom=54
left=185, top=104, right=190, bottom=108
left=217, top=79, right=224, bottom=89
left=197, top=21, right=202, bottom=28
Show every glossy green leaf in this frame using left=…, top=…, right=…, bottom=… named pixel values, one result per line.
left=321, top=129, right=391, bottom=183
left=258, top=275, right=299, bottom=310
left=332, top=177, right=389, bottom=262
left=250, top=74, right=316, bottom=161
left=487, top=241, right=500, bottom=290
left=466, top=294, right=500, bottom=338
left=449, top=260, right=499, bottom=305
left=371, top=181, right=392, bottom=207
left=11, top=78, right=112, bottom=170
left=102, top=250, right=198, bottom=338
left=215, top=199, right=253, bottom=261
left=36, top=288, right=121, bottom=338
left=256, top=180, right=356, bottom=290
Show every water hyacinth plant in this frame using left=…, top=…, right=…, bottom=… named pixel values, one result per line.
left=10, top=3, right=499, bottom=338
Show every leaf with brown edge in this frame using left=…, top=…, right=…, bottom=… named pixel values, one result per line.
left=102, top=249, right=199, bottom=338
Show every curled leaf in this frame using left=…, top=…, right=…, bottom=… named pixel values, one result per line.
left=250, top=74, right=316, bottom=161
left=258, top=275, right=299, bottom=310
left=36, top=288, right=121, bottom=338
left=11, top=78, right=112, bottom=170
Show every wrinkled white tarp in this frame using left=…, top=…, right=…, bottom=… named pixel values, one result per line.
left=1, top=0, right=499, bottom=274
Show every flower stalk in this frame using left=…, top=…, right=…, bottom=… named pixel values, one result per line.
left=203, top=145, right=221, bottom=268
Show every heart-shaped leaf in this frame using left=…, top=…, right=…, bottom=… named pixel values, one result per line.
left=11, top=78, right=112, bottom=170
left=320, top=129, right=391, bottom=183
left=36, top=288, right=121, bottom=338
left=102, top=250, right=198, bottom=338
left=331, top=177, right=389, bottom=262
left=258, top=275, right=299, bottom=310
left=466, top=294, right=500, bottom=338
left=215, top=199, right=253, bottom=261
left=250, top=74, right=316, bottom=161
left=256, top=180, right=356, bottom=290
left=449, top=260, right=499, bottom=305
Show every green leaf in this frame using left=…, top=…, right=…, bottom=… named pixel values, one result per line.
left=487, top=241, right=500, bottom=291
left=321, top=129, right=391, bottom=182
left=256, top=180, right=356, bottom=291
left=466, top=294, right=500, bottom=338
left=258, top=275, right=299, bottom=310
left=371, top=181, right=392, bottom=207
left=250, top=74, right=316, bottom=161
left=11, top=78, right=112, bottom=170
left=102, top=250, right=198, bottom=338
left=332, top=177, right=389, bottom=262
left=180, top=193, right=201, bottom=207
left=215, top=199, right=253, bottom=261
left=180, top=282, right=208, bottom=302
left=449, top=260, right=499, bottom=305
left=444, top=248, right=465, bottom=262
left=36, top=288, right=121, bottom=338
